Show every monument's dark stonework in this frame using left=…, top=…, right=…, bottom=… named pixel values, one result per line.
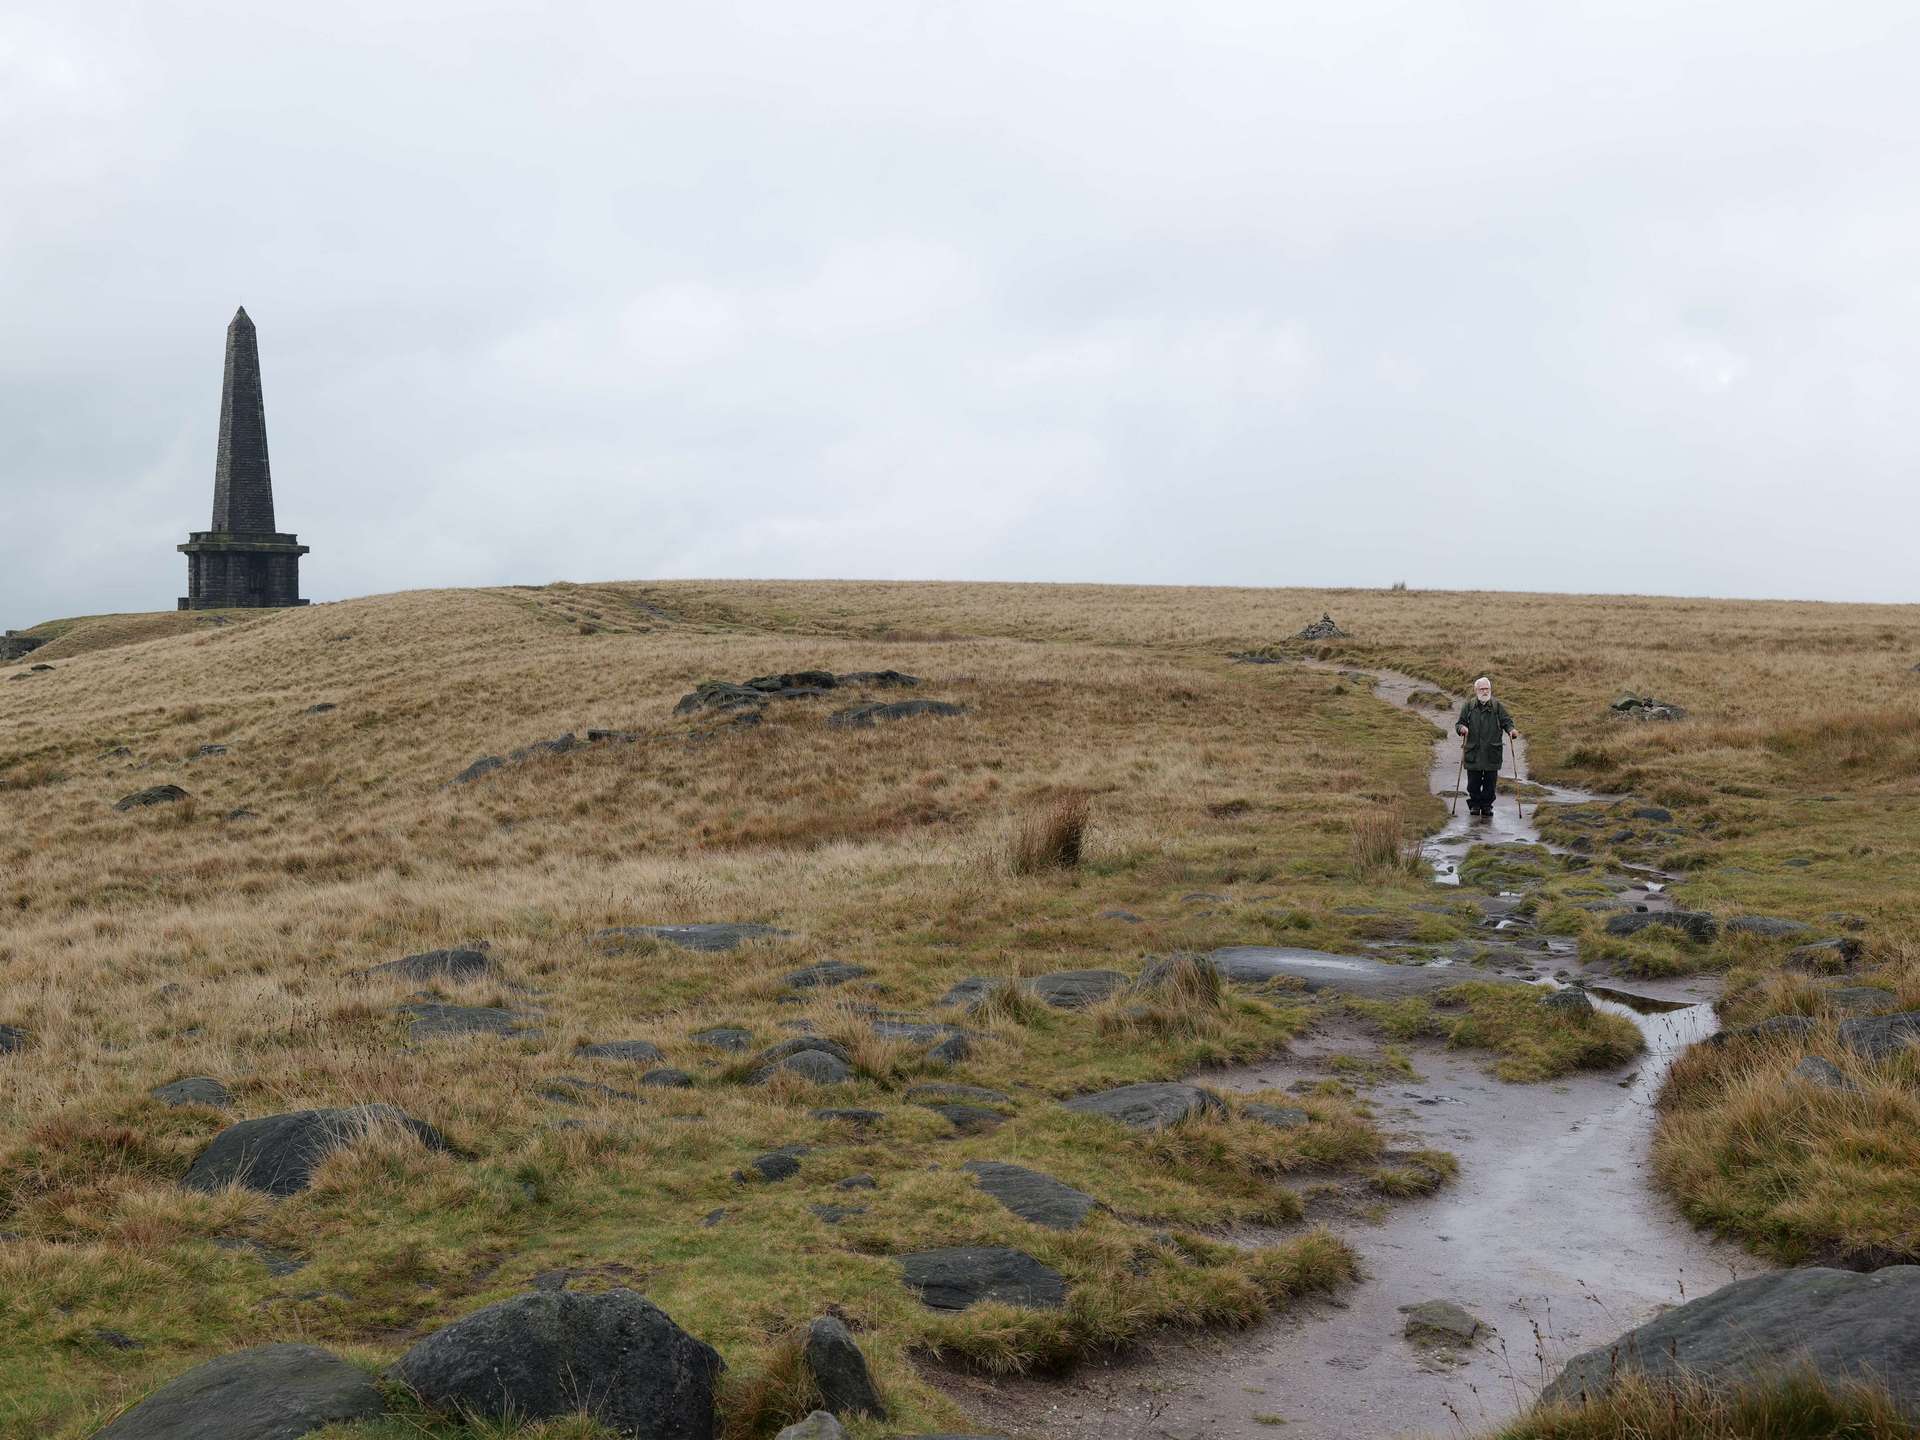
left=178, top=308, right=308, bottom=610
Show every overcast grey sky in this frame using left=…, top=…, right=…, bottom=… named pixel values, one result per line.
left=4, top=1, right=1917, bottom=620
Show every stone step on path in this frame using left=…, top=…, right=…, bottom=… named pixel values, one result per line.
left=963, top=1161, right=1102, bottom=1230
left=94, top=1344, right=385, bottom=1440
left=898, top=1246, right=1068, bottom=1310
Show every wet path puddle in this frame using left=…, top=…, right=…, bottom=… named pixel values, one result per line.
left=956, top=661, right=1760, bottom=1440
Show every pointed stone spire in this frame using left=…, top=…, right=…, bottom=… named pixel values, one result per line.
left=210, top=306, right=276, bottom=533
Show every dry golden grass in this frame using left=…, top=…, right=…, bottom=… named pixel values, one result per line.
left=3, top=577, right=1917, bottom=1438
left=1482, top=1368, right=1915, bottom=1440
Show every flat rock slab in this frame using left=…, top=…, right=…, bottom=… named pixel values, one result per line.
left=96, top=1343, right=385, bottom=1439
left=1820, top=987, right=1898, bottom=1017
left=784, top=962, right=873, bottom=990
left=827, top=699, right=965, bottom=729
left=114, top=785, right=189, bottom=811
left=928, top=1104, right=1005, bottom=1134
left=595, top=923, right=791, bottom=952
left=870, top=1018, right=971, bottom=1046
left=399, top=1002, right=534, bottom=1040
left=361, top=947, right=493, bottom=983
left=1401, top=1299, right=1489, bottom=1345
left=811, top=1108, right=884, bottom=1129
left=152, top=1076, right=233, bottom=1108
left=641, top=1068, right=694, bottom=1088
left=1242, top=1103, right=1310, bottom=1129
left=899, top=1246, right=1068, bottom=1310
left=184, top=1106, right=448, bottom=1197
left=1063, top=1082, right=1224, bottom=1130
left=1789, top=936, right=1865, bottom=972
left=1206, top=946, right=1462, bottom=998
left=1541, top=1266, right=1920, bottom=1418
left=1837, top=1011, right=1920, bottom=1061
left=390, top=1288, right=722, bottom=1437
left=691, top=1027, right=754, bottom=1052
left=576, top=1039, right=664, bottom=1063
left=964, top=1160, right=1101, bottom=1230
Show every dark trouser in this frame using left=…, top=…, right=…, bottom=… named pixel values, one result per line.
left=1466, top=767, right=1498, bottom=813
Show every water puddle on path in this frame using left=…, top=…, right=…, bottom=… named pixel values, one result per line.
left=951, top=661, right=1761, bottom=1440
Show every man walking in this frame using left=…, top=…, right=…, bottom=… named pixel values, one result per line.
left=1457, top=677, right=1518, bottom=817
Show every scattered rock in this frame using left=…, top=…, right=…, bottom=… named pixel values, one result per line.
left=302, top=703, right=336, bottom=714
left=941, top=970, right=1125, bottom=1012
left=803, top=1315, right=887, bottom=1418
left=827, top=699, right=966, bottom=729
left=1788, top=936, right=1865, bottom=972
left=1602, top=910, right=1718, bottom=943
left=898, top=1246, right=1068, bottom=1310
left=837, top=1174, right=877, bottom=1191
left=1296, top=613, right=1348, bottom=640
left=1062, top=1082, right=1225, bottom=1131
left=641, top=1068, right=694, bottom=1088
left=927, top=1104, right=1005, bottom=1135
left=183, top=1106, right=449, bottom=1197
left=389, top=1288, right=723, bottom=1437
left=0, top=1024, right=28, bottom=1054
left=1824, top=912, right=1871, bottom=932
left=692, top=1027, right=754, bottom=1052
left=597, top=923, right=791, bottom=953
left=757, top=1049, right=852, bottom=1085
left=964, top=1160, right=1101, bottom=1230
left=810, top=1204, right=865, bottom=1225
left=777, top=1414, right=848, bottom=1440
left=399, top=1002, right=533, bottom=1040
left=676, top=681, right=772, bottom=714
left=1401, top=1299, right=1489, bottom=1346
left=740, top=1149, right=805, bottom=1183
left=1242, top=1103, right=1311, bottom=1129
left=1726, top=916, right=1811, bottom=939
left=1836, top=1012, right=1920, bottom=1062
left=1609, top=695, right=1689, bottom=722
left=100, top=745, right=134, bottom=759
left=1541, top=987, right=1594, bottom=1017
left=543, top=1076, right=638, bottom=1104
left=362, top=946, right=494, bottom=983
left=151, top=1076, right=233, bottom=1108
left=94, top=1343, right=385, bottom=1440
left=1627, top=805, right=1673, bottom=822
left=223, top=808, right=259, bottom=822
left=925, top=1033, right=972, bottom=1066
left=586, top=727, right=641, bottom=743
left=1098, top=909, right=1144, bottom=924
left=784, top=961, right=873, bottom=990
left=1710, top=1015, right=1817, bottom=1049
left=1791, top=1057, right=1855, bottom=1091
left=1540, top=1266, right=1920, bottom=1417
left=90, top=1328, right=143, bottom=1350
left=577, top=1039, right=665, bottom=1063
left=114, top=784, right=189, bottom=812
left=451, top=755, right=505, bottom=785
left=838, top=670, right=921, bottom=689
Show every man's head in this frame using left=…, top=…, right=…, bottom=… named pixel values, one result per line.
left=1474, top=677, right=1493, bottom=702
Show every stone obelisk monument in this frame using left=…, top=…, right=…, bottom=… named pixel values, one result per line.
left=178, top=308, right=309, bottom=609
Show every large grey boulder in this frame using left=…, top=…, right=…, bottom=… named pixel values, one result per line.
left=183, top=1106, right=448, bottom=1197
left=963, top=1161, right=1101, bottom=1230
left=1062, top=1082, right=1224, bottom=1131
left=390, top=1288, right=722, bottom=1437
left=1789, top=936, right=1866, bottom=972
left=749, top=1037, right=856, bottom=1085
left=1603, top=910, right=1719, bottom=943
left=1027, top=970, right=1127, bottom=1008
left=1540, top=1266, right=1920, bottom=1418
left=96, top=1343, right=384, bottom=1439
left=802, top=1315, right=886, bottom=1418
left=898, top=1247, right=1067, bottom=1310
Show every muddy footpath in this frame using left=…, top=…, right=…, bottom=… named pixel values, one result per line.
left=949, top=664, right=1766, bottom=1440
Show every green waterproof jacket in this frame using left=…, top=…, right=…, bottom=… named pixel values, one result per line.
left=1457, top=698, right=1515, bottom=772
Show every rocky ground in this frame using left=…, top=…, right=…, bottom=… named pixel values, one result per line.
left=2, top=581, right=1917, bottom=1439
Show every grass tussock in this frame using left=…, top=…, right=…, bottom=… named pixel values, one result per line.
left=1010, top=793, right=1090, bottom=874
left=1351, top=984, right=1644, bottom=1083
left=1346, top=801, right=1424, bottom=880
left=1652, top=1029, right=1920, bottom=1266
left=1486, top=1368, right=1915, bottom=1440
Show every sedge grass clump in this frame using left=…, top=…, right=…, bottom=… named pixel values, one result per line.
left=1485, top=1367, right=1915, bottom=1440
left=1653, top=1031, right=1920, bottom=1266
left=1010, top=793, right=1090, bottom=874
left=1346, top=802, right=1423, bottom=880
left=1366, top=1148, right=1458, bottom=1197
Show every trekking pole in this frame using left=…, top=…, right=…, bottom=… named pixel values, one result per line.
left=1510, top=736, right=1522, bottom=815
left=1450, top=749, right=1463, bottom=817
